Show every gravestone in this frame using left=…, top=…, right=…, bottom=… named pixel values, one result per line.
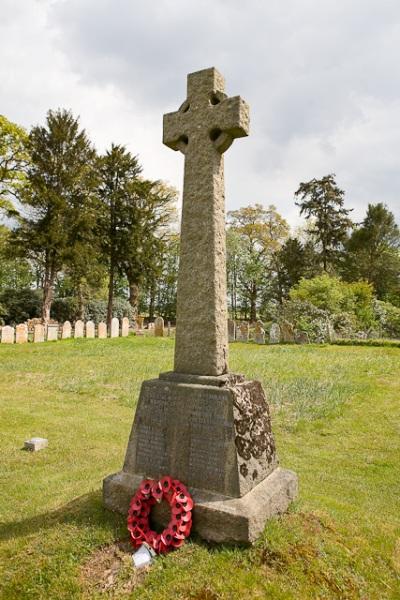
left=154, top=316, right=164, bottom=337
left=167, top=321, right=171, bottom=336
left=62, top=321, right=71, bottom=339
left=236, top=321, right=249, bottom=342
left=148, top=322, right=154, bottom=330
left=254, top=320, right=265, bottom=344
left=1, top=325, right=14, bottom=344
left=16, top=323, right=28, bottom=344
left=110, top=317, right=119, bottom=338
left=281, top=321, right=295, bottom=343
left=136, top=316, right=144, bottom=330
left=47, top=324, right=58, bottom=341
left=326, top=319, right=335, bottom=343
left=269, top=323, right=280, bottom=344
left=121, top=317, right=130, bottom=337
left=228, top=319, right=236, bottom=342
left=295, top=330, right=309, bottom=344
left=104, top=67, right=297, bottom=544
left=98, top=322, right=107, bottom=339
left=74, top=320, right=84, bottom=338
left=33, top=324, right=44, bottom=343
left=86, top=321, right=95, bottom=338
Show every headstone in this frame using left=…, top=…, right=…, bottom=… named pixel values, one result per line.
left=326, top=319, right=335, bottom=343
left=269, top=323, right=281, bottom=344
left=136, top=316, right=144, bottom=330
left=98, top=322, right=107, bottom=339
left=110, top=317, right=119, bottom=338
left=46, top=324, right=58, bottom=341
left=228, top=319, right=236, bottom=342
left=167, top=321, right=171, bottom=336
left=295, top=330, right=309, bottom=344
left=62, top=321, right=72, bottom=339
left=86, top=321, right=95, bottom=338
left=154, top=316, right=164, bottom=337
left=74, top=320, right=84, bottom=338
left=24, top=437, right=48, bottom=451
left=236, top=321, right=249, bottom=342
left=1, top=325, right=14, bottom=344
left=121, top=317, right=129, bottom=337
left=148, top=322, right=154, bottom=330
left=15, top=323, right=28, bottom=344
left=104, top=67, right=297, bottom=544
left=33, top=324, right=44, bottom=343
left=254, top=320, right=265, bottom=344
left=280, top=321, right=295, bottom=343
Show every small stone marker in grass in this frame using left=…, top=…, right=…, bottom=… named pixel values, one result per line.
left=1, top=325, right=14, bottom=344
left=254, top=320, right=265, bottom=344
left=33, top=324, right=45, bottom=343
left=154, top=316, right=164, bottom=337
left=98, top=322, right=107, bottom=339
left=236, top=321, right=249, bottom=342
left=104, top=67, right=297, bottom=544
left=47, top=324, right=58, bottom=341
left=16, top=323, right=28, bottom=344
left=228, top=319, right=236, bottom=342
left=24, top=437, right=48, bottom=451
left=86, top=321, right=95, bottom=338
left=62, top=321, right=71, bottom=339
left=110, top=318, right=119, bottom=338
left=74, top=320, right=84, bottom=338
left=121, top=317, right=129, bottom=337
left=269, top=323, right=280, bottom=344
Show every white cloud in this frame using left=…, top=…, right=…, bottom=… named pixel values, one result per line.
left=1, top=0, right=399, bottom=228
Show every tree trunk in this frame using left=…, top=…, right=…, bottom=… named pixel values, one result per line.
left=148, top=281, right=156, bottom=320
left=77, top=280, right=85, bottom=320
left=249, top=284, right=257, bottom=322
left=107, top=261, right=114, bottom=329
left=41, top=261, right=55, bottom=324
left=128, top=280, right=140, bottom=318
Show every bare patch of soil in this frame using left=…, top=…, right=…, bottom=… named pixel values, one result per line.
left=80, top=538, right=148, bottom=597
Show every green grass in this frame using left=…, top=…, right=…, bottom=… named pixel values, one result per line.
left=0, top=337, right=399, bottom=599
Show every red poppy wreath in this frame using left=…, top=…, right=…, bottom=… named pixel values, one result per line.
left=127, top=476, right=194, bottom=554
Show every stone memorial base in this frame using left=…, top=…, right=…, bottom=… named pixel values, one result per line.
left=103, top=372, right=297, bottom=544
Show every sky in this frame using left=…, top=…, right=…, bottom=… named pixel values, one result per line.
left=1, top=0, right=399, bottom=227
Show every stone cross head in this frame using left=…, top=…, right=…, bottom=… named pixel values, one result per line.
left=163, top=67, right=249, bottom=156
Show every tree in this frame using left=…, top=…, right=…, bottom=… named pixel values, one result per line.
left=0, top=224, right=34, bottom=290
left=120, top=180, right=177, bottom=319
left=271, top=237, right=320, bottom=303
left=0, top=114, right=29, bottom=217
left=12, top=109, right=97, bottom=322
left=96, top=144, right=142, bottom=326
left=227, top=204, right=289, bottom=321
left=343, top=203, right=400, bottom=303
left=295, top=174, right=353, bottom=272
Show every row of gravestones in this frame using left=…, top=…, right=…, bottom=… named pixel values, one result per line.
left=0, top=317, right=130, bottom=344
left=228, top=320, right=311, bottom=344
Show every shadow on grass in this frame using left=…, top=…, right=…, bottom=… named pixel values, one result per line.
left=0, top=489, right=124, bottom=543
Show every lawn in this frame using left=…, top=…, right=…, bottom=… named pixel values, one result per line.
left=0, top=337, right=399, bottom=599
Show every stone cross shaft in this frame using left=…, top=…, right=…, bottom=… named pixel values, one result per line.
left=163, top=67, right=249, bottom=376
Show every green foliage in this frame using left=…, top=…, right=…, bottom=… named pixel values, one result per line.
left=373, top=299, right=400, bottom=338
left=290, top=274, right=345, bottom=312
left=295, top=174, right=353, bottom=272
left=290, top=274, right=374, bottom=327
left=0, top=287, right=41, bottom=324
left=84, top=298, right=134, bottom=324
left=13, top=109, right=98, bottom=321
left=343, top=203, right=400, bottom=301
left=0, top=114, right=29, bottom=216
left=0, top=224, right=35, bottom=289
left=227, top=204, right=289, bottom=320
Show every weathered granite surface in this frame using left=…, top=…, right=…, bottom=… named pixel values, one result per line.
left=163, top=67, right=249, bottom=376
